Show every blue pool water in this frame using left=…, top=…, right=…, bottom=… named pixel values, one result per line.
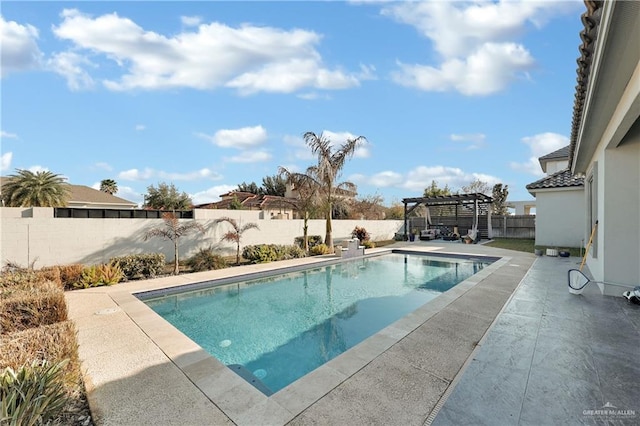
left=143, top=252, right=492, bottom=394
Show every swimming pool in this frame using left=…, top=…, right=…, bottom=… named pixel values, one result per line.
left=142, top=252, right=493, bottom=394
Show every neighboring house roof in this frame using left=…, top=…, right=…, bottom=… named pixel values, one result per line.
left=197, top=191, right=299, bottom=211
left=539, top=145, right=570, bottom=162
left=0, top=177, right=137, bottom=207
left=568, top=0, right=604, bottom=168
left=526, top=169, right=585, bottom=193
left=66, top=184, right=137, bottom=207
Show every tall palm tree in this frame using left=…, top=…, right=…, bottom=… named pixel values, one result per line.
left=214, top=217, right=259, bottom=265
left=144, top=212, right=205, bottom=275
left=1, top=169, right=70, bottom=207
left=278, top=166, right=321, bottom=253
left=303, top=131, right=366, bottom=251
left=99, top=179, right=118, bottom=195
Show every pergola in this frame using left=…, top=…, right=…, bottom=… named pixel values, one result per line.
left=401, top=193, right=493, bottom=240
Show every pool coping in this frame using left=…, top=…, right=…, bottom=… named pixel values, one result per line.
left=71, top=245, right=511, bottom=425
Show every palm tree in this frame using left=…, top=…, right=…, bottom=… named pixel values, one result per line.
left=214, top=217, right=259, bottom=265
left=100, top=179, right=118, bottom=195
left=278, top=166, right=321, bottom=253
left=1, top=169, right=70, bottom=207
left=144, top=212, right=205, bottom=275
left=303, top=131, right=366, bottom=251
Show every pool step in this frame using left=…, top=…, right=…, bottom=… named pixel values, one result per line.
left=227, top=364, right=273, bottom=396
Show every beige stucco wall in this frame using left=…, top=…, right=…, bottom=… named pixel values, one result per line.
left=0, top=208, right=403, bottom=267
left=533, top=188, right=585, bottom=248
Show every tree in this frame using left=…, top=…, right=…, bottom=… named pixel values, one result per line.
left=423, top=180, right=452, bottom=198
left=492, top=183, right=509, bottom=215
left=1, top=169, right=70, bottom=207
left=461, top=179, right=491, bottom=195
left=349, top=194, right=386, bottom=220
left=236, top=181, right=262, bottom=194
left=386, top=203, right=404, bottom=220
left=214, top=217, right=259, bottom=265
left=99, top=179, right=118, bottom=195
left=228, top=195, right=243, bottom=210
left=143, top=182, right=192, bottom=210
left=279, top=166, right=321, bottom=252
left=262, top=174, right=287, bottom=196
left=303, top=131, right=365, bottom=251
left=144, top=212, right=205, bottom=275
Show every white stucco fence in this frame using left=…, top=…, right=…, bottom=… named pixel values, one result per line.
left=0, top=207, right=403, bottom=268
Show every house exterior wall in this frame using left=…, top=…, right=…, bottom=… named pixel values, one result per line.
left=598, top=130, right=640, bottom=291
left=544, top=159, right=569, bottom=175
left=0, top=208, right=403, bottom=267
left=533, top=188, right=584, bottom=248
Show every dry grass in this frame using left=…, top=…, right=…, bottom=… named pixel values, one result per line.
left=0, top=321, right=81, bottom=389
left=0, top=286, right=68, bottom=335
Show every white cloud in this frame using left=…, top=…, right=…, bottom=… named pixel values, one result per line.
left=94, top=162, right=113, bottom=171
left=47, top=51, right=95, bottom=90
left=27, top=165, right=49, bottom=173
left=115, top=186, right=143, bottom=206
left=0, top=16, right=42, bottom=77
left=510, top=132, right=569, bottom=176
left=198, top=125, right=268, bottom=149
left=322, top=130, right=370, bottom=159
left=1, top=152, right=12, bottom=171
left=352, top=165, right=501, bottom=193
left=118, top=168, right=154, bottom=181
left=118, top=167, right=222, bottom=181
left=158, top=168, right=223, bottom=181
left=382, top=1, right=578, bottom=96
left=135, top=124, right=145, bottom=131
left=225, top=151, right=272, bottom=163
left=392, top=42, right=533, bottom=96
left=450, top=132, right=486, bottom=150
left=181, top=16, right=202, bottom=27
left=1, top=130, right=18, bottom=139
left=191, top=184, right=237, bottom=205
left=52, top=9, right=364, bottom=94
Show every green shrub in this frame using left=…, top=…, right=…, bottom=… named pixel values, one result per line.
left=362, top=240, right=376, bottom=249
left=294, top=235, right=323, bottom=249
left=0, top=360, right=69, bottom=425
left=242, top=244, right=280, bottom=263
left=310, top=244, right=330, bottom=256
left=73, top=264, right=124, bottom=289
left=351, top=226, right=370, bottom=242
left=110, top=253, right=165, bottom=280
left=186, top=248, right=228, bottom=272
left=242, top=244, right=307, bottom=263
left=284, top=245, right=307, bottom=259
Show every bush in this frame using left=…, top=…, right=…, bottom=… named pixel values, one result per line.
left=38, top=267, right=63, bottom=290
left=1, top=360, right=70, bottom=425
left=110, top=253, right=165, bottom=280
left=186, top=248, right=228, bottom=272
left=58, top=264, right=84, bottom=290
left=242, top=244, right=307, bottom=263
left=351, top=226, right=370, bottom=242
left=362, top=240, right=376, bottom=249
left=73, top=264, right=124, bottom=289
left=285, top=245, right=307, bottom=259
left=294, top=235, right=323, bottom=250
left=310, top=244, right=330, bottom=256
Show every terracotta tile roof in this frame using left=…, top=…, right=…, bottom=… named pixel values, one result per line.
left=569, top=1, right=604, bottom=168
left=539, top=145, right=570, bottom=161
left=197, top=192, right=299, bottom=210
left=526, top=169, right=585, bottom=192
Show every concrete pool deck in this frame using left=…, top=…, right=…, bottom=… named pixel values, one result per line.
left=65, top=242, right=639, bottom=425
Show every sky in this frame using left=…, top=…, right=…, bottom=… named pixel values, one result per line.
left=1, top=0, right=585, bottom=207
